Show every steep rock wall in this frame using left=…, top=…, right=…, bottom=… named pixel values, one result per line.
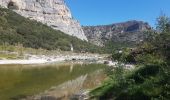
left=0, top=0, right=87, bottom=41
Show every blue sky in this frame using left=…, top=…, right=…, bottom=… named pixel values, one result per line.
left=65, top=0, right=170, bottom=27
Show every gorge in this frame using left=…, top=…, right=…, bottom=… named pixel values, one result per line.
left=1, top=0, right=169, bottom=100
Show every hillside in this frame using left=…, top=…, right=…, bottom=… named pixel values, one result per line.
left=0, top=8, right=103, bottom=53
left=83, top=20, right=151, bottom=49
left=0, top=0, right=87, bottom=40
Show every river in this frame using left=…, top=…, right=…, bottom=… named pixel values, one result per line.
left=0, top=62, right=107, bottom=100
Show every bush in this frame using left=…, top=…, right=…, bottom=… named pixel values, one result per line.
left=91, top=63, right=169, bottom=100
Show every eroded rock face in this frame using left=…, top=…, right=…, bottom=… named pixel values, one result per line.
left=0, top=0, right=87, bottom=41
left=83, top=20, right=151, bottom=46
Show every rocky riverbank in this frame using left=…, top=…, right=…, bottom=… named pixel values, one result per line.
left=0, top=53, right=106, bottom=65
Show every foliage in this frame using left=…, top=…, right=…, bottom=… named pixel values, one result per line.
left=0, top=8, right=105, bottom=53
left=156, top=14, right=170, bottom=33
left=91, top=63, right=170, bottom=100
left=91, top=15, right=170, bottom=100
left=105, top=41, right=136, bottom=53
left=112, top=48, right=135, bottom=63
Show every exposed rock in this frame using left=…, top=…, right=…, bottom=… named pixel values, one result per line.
left=0, top=0, right=87, bottom=41
left=83, top=20, right=151, bottom=46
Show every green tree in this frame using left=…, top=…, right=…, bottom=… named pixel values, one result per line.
left=156, top=14, right=170, bottom=33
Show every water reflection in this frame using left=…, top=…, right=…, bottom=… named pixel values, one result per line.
left=30, top=74, right=88, bottom=100
left=0, top=63, right=107, bottom=100
left=70, top=64, right=74, bottom=73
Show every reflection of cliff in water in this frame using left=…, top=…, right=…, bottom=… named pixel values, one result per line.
left=0, top=63, right=106, bottom=100
left=28, top=70, right=106, bottom=100
left=28, top=74, right=88, bottom=100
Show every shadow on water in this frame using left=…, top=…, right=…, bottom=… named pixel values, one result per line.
left=0, top=63, right=107, bottom=100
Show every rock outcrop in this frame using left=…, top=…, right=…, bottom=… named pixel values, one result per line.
left=83, top=20, right=151, bottom=46
left=0, top=0, right=87, bottom=41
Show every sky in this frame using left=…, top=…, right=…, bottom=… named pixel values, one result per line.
left=65, top=0, right=170, bottom=27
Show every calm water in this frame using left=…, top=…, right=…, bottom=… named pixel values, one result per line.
left=0, top=63, right=107, bottom=100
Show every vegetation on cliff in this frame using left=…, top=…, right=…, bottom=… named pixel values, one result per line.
left=0, top=8, right=104, bottom=53
left=83, top=20, right=151, bottom=49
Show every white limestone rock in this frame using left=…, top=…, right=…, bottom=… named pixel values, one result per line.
left=0, top=0, right=87, bottom=41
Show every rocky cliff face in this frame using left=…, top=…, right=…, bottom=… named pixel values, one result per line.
left=83, top=20, right=151, bottom=46
left=0, top=0, right=87, bottom=41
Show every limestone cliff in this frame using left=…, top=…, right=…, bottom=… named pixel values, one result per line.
left=83, top=20, right=151, bottom=47
left=0, top=0, right=87, bottom=41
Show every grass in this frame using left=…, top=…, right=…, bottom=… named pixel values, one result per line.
left=0, top=53, right=18, bottom=59
left=0, top=44, right=54, bottom=56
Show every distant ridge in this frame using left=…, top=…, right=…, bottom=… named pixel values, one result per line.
left=83, top=20, right=151, bottom=48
